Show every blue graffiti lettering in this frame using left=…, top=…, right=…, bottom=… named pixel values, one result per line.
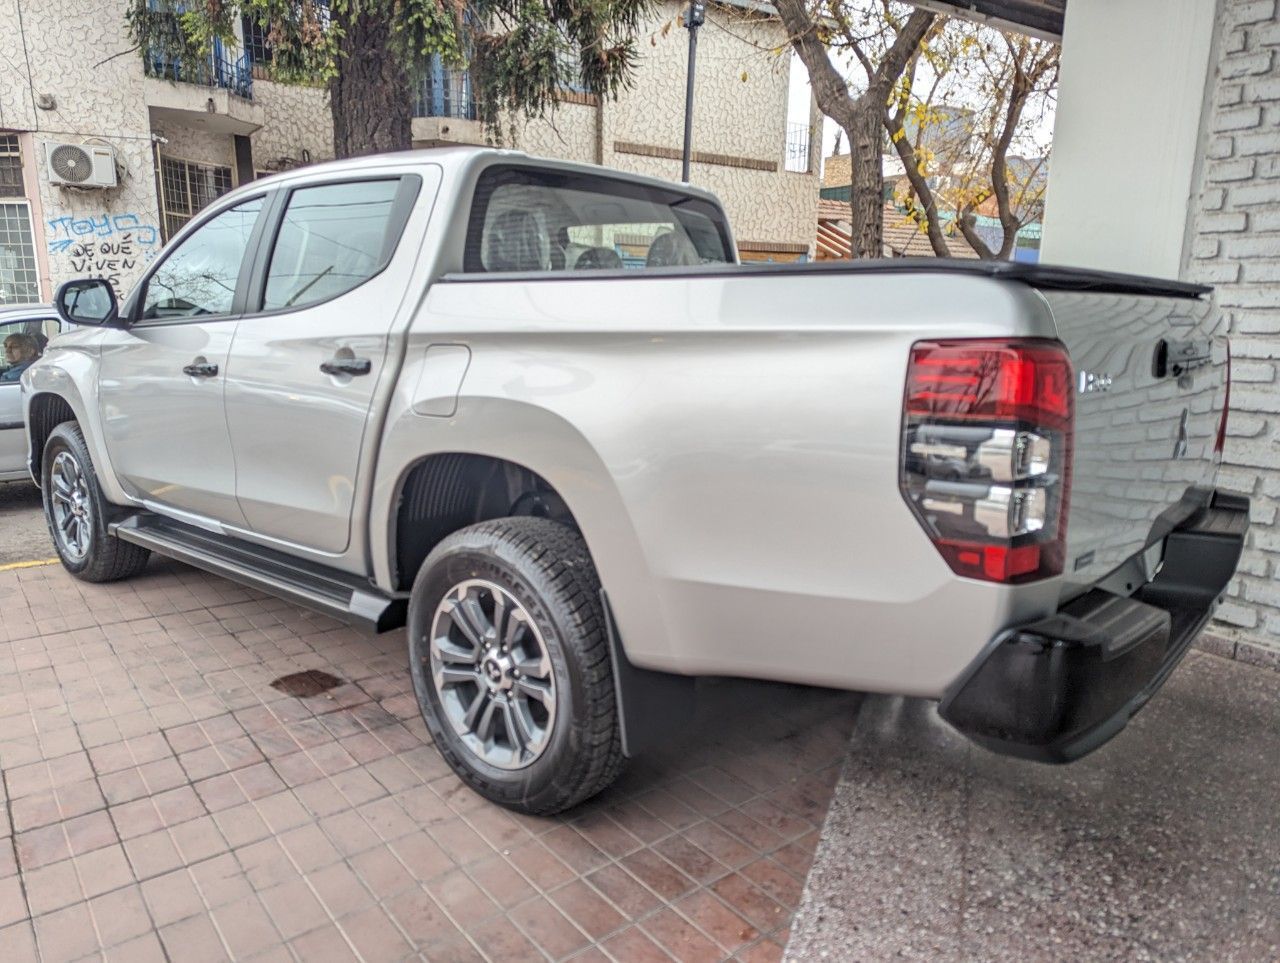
left=49, top=212, right=162, bottom=299
left=47, top=211, right=160, bottom=248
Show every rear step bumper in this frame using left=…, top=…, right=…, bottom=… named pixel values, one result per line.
left=939, top=489, right=1249, bottom=763
left=110, top=514, right=407, bottom=633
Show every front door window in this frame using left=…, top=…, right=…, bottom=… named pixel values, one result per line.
left=140, top=198, right=262, bottom=321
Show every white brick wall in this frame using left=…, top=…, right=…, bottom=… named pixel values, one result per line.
left=1186, top=0, right=1280, bottom=662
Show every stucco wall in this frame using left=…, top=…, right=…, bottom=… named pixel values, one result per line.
left=153, top=124, right=236, bottom=172
left=1186, top=0, right=1280, bottom=668
left=511, top=102, right=600, bottom=164
left=252, top=80, right=335, bottom=172
left=611, top=4, right=793, bottom=164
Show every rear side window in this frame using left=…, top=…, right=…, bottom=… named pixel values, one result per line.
left=262, top=179, right=402, bottom=311
left=464, top=166, right=733, bottom=273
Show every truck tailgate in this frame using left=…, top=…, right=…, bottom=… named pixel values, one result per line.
left=1044, top=289, right=1229, bottom=597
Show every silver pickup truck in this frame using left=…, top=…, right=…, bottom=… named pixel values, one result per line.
left=27, top=148, right=1247, bottom=815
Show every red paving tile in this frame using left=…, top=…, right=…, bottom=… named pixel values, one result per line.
left=0, top=559, right=858, bottom=960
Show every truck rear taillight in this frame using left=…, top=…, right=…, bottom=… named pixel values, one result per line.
left=900, top=339, right=1074, bottom=584
left=1214, top=341, right=1231, bottom=463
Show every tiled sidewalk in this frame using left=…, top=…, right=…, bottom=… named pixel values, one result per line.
left=0, top=559, right=857, bottom=962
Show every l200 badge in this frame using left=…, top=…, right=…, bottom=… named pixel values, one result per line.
left=1078, top=370, right=1113, bottom=394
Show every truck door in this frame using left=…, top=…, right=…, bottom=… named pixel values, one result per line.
left=96, top=197, right=265, bottom=524
left=222, top=171, right=434, bottom=555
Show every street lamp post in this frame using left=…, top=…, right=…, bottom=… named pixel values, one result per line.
left=681, top=1, right=706, bottom=183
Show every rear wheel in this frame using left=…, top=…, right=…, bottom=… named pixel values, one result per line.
left=408, top=517, right=624, bottom=815
left=41, top=422, right=150, bottom=582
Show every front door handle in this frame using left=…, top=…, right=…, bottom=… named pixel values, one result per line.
left=182, top=360, right=219, bottom=378
left=320, top=357, right=372, bottom=377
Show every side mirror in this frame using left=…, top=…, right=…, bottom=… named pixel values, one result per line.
left=55, top=278, right=120, bottom=327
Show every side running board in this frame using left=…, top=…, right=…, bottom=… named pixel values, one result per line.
left=109, top=514, right=407, bottom=633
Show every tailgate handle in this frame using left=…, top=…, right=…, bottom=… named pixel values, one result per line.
left=1153, top=338, right=1211, bottom=379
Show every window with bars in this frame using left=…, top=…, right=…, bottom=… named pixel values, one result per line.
left=241, top=14, right=272, bottom=67
left=0, top=134, right=24, bottom=198
left=0, top=202, right=40, bottom=305
left=240, top=2, right=330, bottom=79
left=159, top=156, right=233, bottom=240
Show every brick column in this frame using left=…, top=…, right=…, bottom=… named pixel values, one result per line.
left=1186, top=0, right=1280, bottom=667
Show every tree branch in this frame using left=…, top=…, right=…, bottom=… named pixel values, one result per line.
left=872, top=9, right=934, bottom=91
left=885, top=52, right=953, bottom=258
left=775, top=0, right=858, bottom=130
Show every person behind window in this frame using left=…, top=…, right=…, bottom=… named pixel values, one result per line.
left=0, top=332, right=40, bottom=383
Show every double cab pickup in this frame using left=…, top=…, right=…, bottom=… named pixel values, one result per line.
left=26, top=149, right=1246, bottom=814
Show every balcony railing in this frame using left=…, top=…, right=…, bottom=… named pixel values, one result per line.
left=144, top=42, right=254, bottom=100
left=415, top=59, right=477, bottom=120
left=785, top=122, right=812, bottom=173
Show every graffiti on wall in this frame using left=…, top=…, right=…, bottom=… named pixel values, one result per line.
left=46, top=213, right=162, bottom=297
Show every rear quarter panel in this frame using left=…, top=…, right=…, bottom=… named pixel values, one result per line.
left=376, top=271, right=1064, bottom=698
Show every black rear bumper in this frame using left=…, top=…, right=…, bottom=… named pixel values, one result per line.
left=939, top=489, right=1249, bottom=763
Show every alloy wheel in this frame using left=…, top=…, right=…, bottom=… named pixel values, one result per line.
left=49, top=450, right=92, bottom=561
left=427, top=578, right=558, bottom=770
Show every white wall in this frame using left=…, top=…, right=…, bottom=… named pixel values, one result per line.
left=1040, top=0, right=1219, bottom=278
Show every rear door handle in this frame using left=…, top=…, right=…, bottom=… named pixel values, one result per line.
left=182, top=360, right=219, bottom=378
left=320, top=357, right=372, bottom=377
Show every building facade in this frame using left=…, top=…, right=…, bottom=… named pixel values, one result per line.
left=0, top=0, right=818, bottom=307
left=0, top=0, right=331, bottom=304
left=413, top=0, right=822, bottom=263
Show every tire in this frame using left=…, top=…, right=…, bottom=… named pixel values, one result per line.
left=408, top=517, right=624, bottom=815
left=41, top=421, right=150, bottom=583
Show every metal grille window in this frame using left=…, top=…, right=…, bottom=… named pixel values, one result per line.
left=241, top=14, right=273, bottom=66
left=416, top=55, right=477, bottom=120
left=785, top=123, right=811, bottom=173
left=0, top=202, right=40, bottom=305
left=0, top=134, right=24, bottom=198
left=159, top=156, right=233, bottom=240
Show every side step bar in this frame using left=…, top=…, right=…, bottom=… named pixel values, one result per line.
left=110, top=514, right=407, bottom=633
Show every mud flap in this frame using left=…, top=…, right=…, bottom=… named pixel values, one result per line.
left=601, top=590, right=697, bottom=758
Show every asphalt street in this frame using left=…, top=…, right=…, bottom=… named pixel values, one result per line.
left=0, top=480, right=52, bottom=566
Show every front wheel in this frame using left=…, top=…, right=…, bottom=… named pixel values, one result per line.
left=41, top=422, right=150, bottom=582
left=407, top=517, right=624, bottom=815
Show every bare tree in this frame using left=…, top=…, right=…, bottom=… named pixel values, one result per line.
left=775, top=0, right=934, bottom=258
left=886, top=23, right=1059, bottom=258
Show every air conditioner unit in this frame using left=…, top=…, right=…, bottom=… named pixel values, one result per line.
left=45, top=142, right=118, bottom=189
